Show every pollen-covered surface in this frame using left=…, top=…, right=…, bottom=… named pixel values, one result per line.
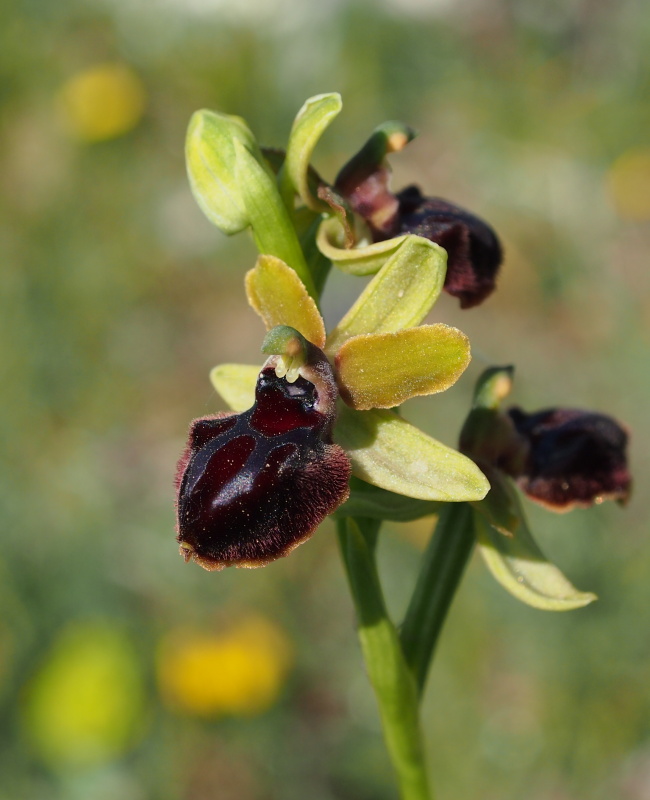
left=176, top=367, right=350, bottom=570
left=507, top=407, right=632, bottom=511
left=395, top=187, right=502, bottom=309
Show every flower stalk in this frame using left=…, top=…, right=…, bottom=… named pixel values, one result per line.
left=401, top=503, right=476, bottom=696
left=338, top=517, right=433, bottom=800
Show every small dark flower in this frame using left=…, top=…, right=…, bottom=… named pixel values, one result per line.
left=332, top=125, right=503, bottom=308
left=504, top=407, right=632, bottom=512
left=394, top=187, right=502, bottom=309
left=461, top=368, right=632, bottom=513
left=175, top=331, right=351, bottom=570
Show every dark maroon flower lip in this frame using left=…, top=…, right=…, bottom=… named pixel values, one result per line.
left=175, top=344, right=351, bottom=571
left=504, top=407, right=632, bottom=512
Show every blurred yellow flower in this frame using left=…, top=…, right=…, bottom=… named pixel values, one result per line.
left=58, top=63, right=145, bottom=142
left=22, top=622, right=145, bottom=769
left=606, top=147, right=650, bottom=221
left=157, top=615, right=292, bottom=717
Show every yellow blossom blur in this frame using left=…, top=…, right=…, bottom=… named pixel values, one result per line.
left=606, top=147, right=650, bottom=221
left=58, top=63, right=145, bottom=142
left=22, top=622, right=145, bottom=769
left=157, top=615, right=293, bottom=718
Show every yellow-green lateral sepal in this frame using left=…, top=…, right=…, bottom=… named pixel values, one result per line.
left=474, top=480, right=597, bottom=611
left=210, top=363, right=259, bottom=412
left=280, top=93, right=342, bottom=211
left=317, top=216, right=410, bottom=276
left=326, top=237, right=447, bottom=355
left=186, top=109, right=260, bottom=235
left=334, top=405, right=489, bottom=501
left=245, top=255, right=326, bottom=348
left=336, top=324, right=471, bottom=410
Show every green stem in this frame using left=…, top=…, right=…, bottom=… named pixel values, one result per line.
left=234, top=139, right=317, bottom=299
left=401, top=502, right=476, bottom=696
left=338, top=518, right=432, bottom=800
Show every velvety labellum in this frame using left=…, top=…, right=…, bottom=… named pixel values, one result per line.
left=395, top=188, right=502, bottom=309
left=506, top=407, right=631, bottom=511
left=176, top=367, right=350, bottom=570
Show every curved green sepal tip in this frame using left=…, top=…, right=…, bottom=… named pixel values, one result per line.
left=472, top=365, right=515, bottom=410
left=317, top=217, right=410, bottom=276
left=326, top=236, right=447, bottom=354
left=185, top=109, right=259, bottom=235
left=210, top=363, right=259, bottom=412
left=474, top=479, right=597, bottom=611
left=334, top=405, right=490, bottom=502
left=281, top=93, right=342, bottom=211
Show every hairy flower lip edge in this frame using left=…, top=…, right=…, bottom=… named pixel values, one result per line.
left=175, top=345, right=352, bottom=571
left=504, top=406, right=632, bottom=513
left=462, top=368, right=632, bottom=515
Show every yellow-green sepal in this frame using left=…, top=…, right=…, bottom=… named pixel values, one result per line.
left=334, top=405, right=489, bottom=502
left=210, top=363, right=259, bottom=412
left=326, top=236, right=447, bottom=355
left=186, top=109, right=261, bottom=235
left=474, top=474, right=597, bottom=611
left=336, top=324, right=471, bottom=410
left=317, top=216, right=411, bottom=276
left=245, top=255, right=326, bottom=348
left=280, top=93, right=342, bottom=211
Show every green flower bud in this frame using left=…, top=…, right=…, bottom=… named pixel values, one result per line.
left=186, top=109, right=262, bottom=235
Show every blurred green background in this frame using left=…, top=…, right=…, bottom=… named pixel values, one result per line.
left=1, top=0, right=649, bottom=798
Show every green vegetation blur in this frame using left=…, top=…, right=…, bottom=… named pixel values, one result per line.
left=1, top=0, right=649, bottom=798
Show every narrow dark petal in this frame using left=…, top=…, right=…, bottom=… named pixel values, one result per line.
left=333, top=122, right=415, bottom=237
left=395, top=186, right=503, bottom=308
left=506, top=407, right=632, bottom=511
left=176, top=361, right=350, bottom=570
left=335, top=164, right=398, bottom=237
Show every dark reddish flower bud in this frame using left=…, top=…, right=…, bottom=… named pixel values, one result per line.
left=175, top=328, right=351, bottom=570
left=333, top=121, right=416, bottom=237
left=394, top=186, right=502, bottom=309
left=504, top=407, right=632, bottom=511
left=333, top=123, right=502, bottom=308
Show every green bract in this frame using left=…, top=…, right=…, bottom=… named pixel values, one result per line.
left=474, top=474, right=596, bottom=611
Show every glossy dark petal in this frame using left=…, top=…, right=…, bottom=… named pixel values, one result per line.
left=506, top=407, right=632, bottom=511
left=176, top=364, right=351, bottom=570
left=395, top=187, right=503, bottom=309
